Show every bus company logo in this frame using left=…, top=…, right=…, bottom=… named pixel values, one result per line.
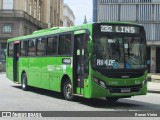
left=112, top=62, right=119, bottom=69
left=2, top=112, right=11, bottom=117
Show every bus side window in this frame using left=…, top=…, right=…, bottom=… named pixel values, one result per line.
left=8, top=42, right=14, bottom=57
left=28, top=39, right=36, bottom=56
left=58, top=34, right=71, bottom=56
left=37, top=38, right=46, bottom=56
left=20, top=40, right=28, bottom=56
left=46, top=36, right=58, bottom=56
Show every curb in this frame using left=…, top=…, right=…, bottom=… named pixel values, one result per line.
left=151, top=79, right=160, bottom=83
left=148, top=90, right=160, bottom=94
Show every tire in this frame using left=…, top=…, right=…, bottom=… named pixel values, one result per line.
left=21, top=73, right=28, bottom=91
left=106, top=97, right=119, bottom=104
left=63, top=80, right=74, bottom=101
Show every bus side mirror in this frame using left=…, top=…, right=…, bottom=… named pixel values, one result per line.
left=88, top=36, right=93, bottom=53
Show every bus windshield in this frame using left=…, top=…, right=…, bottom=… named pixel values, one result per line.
left=92, top=35, right=146, bottom=69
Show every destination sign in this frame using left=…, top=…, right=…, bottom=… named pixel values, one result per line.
left=100, top=25, right=140, bottom=34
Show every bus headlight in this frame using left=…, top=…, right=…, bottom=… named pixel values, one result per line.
left=92, top=76, right=106, bottom=89
left=93, top=77, right=99, bottom=83
left=99, top=81, right=106, bottom=89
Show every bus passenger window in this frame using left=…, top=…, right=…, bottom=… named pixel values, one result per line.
left=20, top=41, right=28, bottom=56
left=46, top=36, right=57, bottom=56
left=28, top=39, right=36, bottom=56
left=58, top=34, right=71, bottom=56
left=8, top=42, right=14, bottom=57
left=37, top=38, right=46, bottom=56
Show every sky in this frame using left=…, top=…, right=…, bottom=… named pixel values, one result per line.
left=64, top=0, right=93, bottom=25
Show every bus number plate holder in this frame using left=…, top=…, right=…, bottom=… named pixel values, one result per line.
left=121, top=88, right=131, bottom=93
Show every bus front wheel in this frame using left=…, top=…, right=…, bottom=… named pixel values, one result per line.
left=21, top=73, right=28, bottom=91
left=63, top=80, right=74, bottom=101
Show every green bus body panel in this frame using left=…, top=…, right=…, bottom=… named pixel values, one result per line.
left=6, top=58, right=14, bottom=81
left=74, top=30, right=86, bottom=35
left=6, top=22, right=147, bottom=99
left=18, top=57, right=73, bottom=92
left=19, top=58, right=28, bottom=82
left=28, top=58, right=42, bottom=88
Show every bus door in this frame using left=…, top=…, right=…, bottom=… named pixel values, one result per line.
left=73, top=30, right=89, bottom=94
left=13, top=41, right=20, bottom=82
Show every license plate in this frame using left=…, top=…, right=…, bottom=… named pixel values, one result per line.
left=121, top=88, right=131, bottom=93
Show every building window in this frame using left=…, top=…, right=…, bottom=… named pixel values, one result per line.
left=34, top=0, right=37, bottom=18
left=54, top=10, right=56, bottom=25
left=38, top=0, right=43, bottom=21
left=50, top=6, right=53, bottom=26
left=24, top=0, right=27, bottom=12
left=140, top=0, right=151, bottom=2
left=29, top=0, right=32, bottom=15
left=3, top=25, right=12, bottom=33
left=24, top=26, right=27, bottom=35
left=3, top=0, right=13, bottom=10
left=38, top=1, right=42, bottom=21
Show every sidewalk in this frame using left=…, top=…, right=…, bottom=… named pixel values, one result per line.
left=147, top=73, right=160, bottom=94
left=150, top=73, right=160, bottom=82
left=147, top=82, right=160, bottom=94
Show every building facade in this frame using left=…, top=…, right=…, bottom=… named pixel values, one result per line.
left=43, top=0, right=64, bottom=27
left=63, top=4, right=75, bottom=27
left=93, top=0, right=160, bottom=73
left=0, top=0, right=64, bottom=71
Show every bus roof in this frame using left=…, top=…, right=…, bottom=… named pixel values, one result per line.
left=7, top=22, right=142, bottom=42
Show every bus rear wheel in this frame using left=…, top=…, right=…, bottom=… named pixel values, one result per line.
left=63, top=80, right=74, bottom=101
left=21, top=73, right=28, bottom=91
left=106, top=97, right=119, bottom=104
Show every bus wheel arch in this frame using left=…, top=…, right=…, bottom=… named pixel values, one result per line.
left=21, top=71, right=29, bottom=91
left=61, top=75, right=74, bottom=101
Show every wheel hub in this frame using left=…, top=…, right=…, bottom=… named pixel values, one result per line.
left=66, top=84, right=72, bottom=97
left=22, top=78, right=26, bottom=88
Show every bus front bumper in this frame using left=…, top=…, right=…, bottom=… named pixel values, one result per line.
left=91, top=81, right=147, bottom=98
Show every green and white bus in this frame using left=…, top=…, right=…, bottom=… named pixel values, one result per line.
left=6, top=22, right=147, bottom=102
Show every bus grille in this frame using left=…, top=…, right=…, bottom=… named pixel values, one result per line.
left=108, top=85, right=142, bottom=93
